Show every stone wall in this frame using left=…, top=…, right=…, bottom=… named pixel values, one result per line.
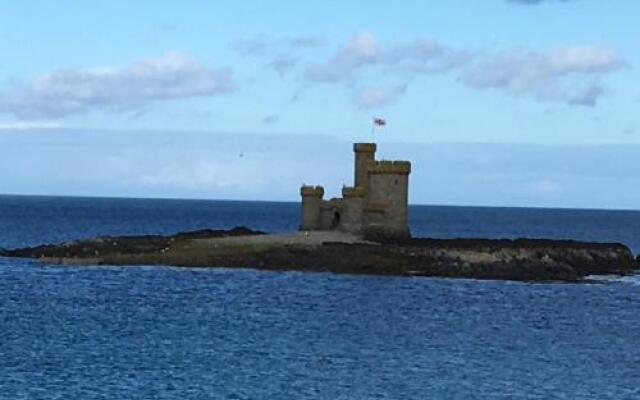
left=364, top=161, right=411, bottom=238
left=319, top=198, right=343, bottom=230
left=341, top=186, right=365, bottom=233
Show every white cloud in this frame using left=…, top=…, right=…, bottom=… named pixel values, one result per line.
left=233, top=33, right=465, bottom=92
left=261, top=114, right=279, bottom=124
left=302, top=34, right=624, bottom=108
left=302, top=33, right=469, bottom=108
left=232, top=38, right=270, bottom=56
left=305, top=33, right=468, bottom=84
left=568, top=85, right=605, bottom=106
left=228, top=33, right=624, bottom=110
left=137, top=159, right=263, bottom=190
left=0, top=52, right=234, bottom=119
left=548, top=46, right=623, bottom=74
left=306, top=32, right=380, bottom=83
left=231, top=35, right=325, bottom=77
left=0, top=120, right=62, bottom=130
left=232, top=35, right=325, bottom=56
left=461, top=46, right=624, bottom=106
left=354, top=85, right=407, bottom=109
left=269, top=56, right=298, bottom=77
left=285, top=35, right=325, bottom=49
left=383, top=38, right=471, bottom=74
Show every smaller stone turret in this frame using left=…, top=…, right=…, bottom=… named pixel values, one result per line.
left=300, top=185, right=324, bottom=230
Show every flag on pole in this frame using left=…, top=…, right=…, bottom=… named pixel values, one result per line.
left=371, top=117, right=386, bottom=140
left=373, top=117, right=386, bottom=127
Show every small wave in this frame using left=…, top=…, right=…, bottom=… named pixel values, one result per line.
left=585, top=273, right=640, bottom=286
left=616, top=274, right=640, bottom=286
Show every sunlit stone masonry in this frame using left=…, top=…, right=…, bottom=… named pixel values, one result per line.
left=300, top=142, right=411, bottom=239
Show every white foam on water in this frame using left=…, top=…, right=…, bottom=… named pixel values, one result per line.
left=586, top=273, right=640, bottom=286
left=616, top=274, right=640, bottom=286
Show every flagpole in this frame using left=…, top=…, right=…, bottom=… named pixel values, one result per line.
left=371, top=117, right=385, bottom=143
left=370, top=118, right=375, bottom=142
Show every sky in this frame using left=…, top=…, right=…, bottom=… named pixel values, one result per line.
left=0, top=1, right=639, bottom=209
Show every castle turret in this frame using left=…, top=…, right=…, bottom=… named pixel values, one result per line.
left=353, top=143, right=377, bottom=188
left=300, top=185, right=324, bottom=230
left=364, top=161, right=411, bottom=238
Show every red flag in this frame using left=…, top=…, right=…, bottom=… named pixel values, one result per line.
left=373, top=117, right=386, bottom=127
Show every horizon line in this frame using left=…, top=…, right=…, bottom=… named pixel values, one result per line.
left=1, top=192, right=638, bottom=213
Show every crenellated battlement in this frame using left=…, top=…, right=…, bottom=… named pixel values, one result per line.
left=342, top=186, right=366, bottom=198
left=320, top=198, right=343, bottom=209
left=367, top=160, right=411, bottom=175
left=353, top=143, right=377, bottom=153
left=300, top=185, right=325, bottom=198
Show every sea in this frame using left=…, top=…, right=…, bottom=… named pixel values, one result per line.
left=0, top=195, right=639, bottom=399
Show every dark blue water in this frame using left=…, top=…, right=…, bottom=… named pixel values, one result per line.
left=1, top=195, right=639, bottom=399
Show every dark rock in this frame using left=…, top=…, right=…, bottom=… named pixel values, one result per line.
left=174, top=226, right=264, bottom=239
left=1, top=226, right=264, bottom=259
left=2, top=228, right=637, bottom=283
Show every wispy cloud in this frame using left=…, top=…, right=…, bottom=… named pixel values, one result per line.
left=231, top=35, right=325, bottom=77
left=229, top=32, right=625, bottom=110
left=354, top=84, right=407, bottom=109
left=231, top=38, right=270, bottom=56
left=232, top=35, right=325, bottom=55
left=305, top=32, right=381, bottom=83
left=305, top=33, right=467, bottom=84
left=623, top=125, right=636, bottom=136
left=269, top=56, right=298, bottom=77
left=261, top=114, right=279, bottom=125
left=0, top=120, right=62, bottom=130
left=568, top=85, right=604, bottom=107
left=303, top=32, right=468, bottom=108
left=2, top=34, right=625, bottom=121
left=461, top=46, right=625, bottom=106
left=300, top=33, right=625, bottom=108
left=0, top=52, right=234, bottom=119
left=285, top=36, right=325, bottom=49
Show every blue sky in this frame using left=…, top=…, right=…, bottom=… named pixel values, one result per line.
left=1, top=1, right=639, bottom=208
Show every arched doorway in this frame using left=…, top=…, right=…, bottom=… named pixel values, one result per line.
left=331, top=211, right=341, bottom=229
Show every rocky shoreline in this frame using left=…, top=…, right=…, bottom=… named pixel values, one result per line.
left=1, top=227, right=638, bottom=282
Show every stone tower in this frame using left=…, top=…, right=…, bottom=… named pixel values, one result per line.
left=299, top=142, right=411, bottom=239
left=300, top=186, right=324, bottom=231
left=354, top=143, right=376, bottom=187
